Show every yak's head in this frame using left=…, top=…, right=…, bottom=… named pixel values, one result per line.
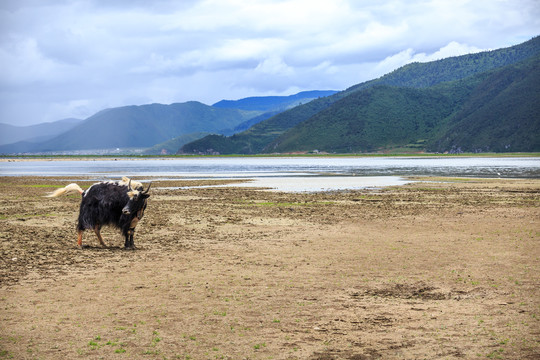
left=122, top=181, right=151, bottom=216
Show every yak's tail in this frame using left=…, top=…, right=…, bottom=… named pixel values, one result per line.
left=45, top=183, right=84, bottom=197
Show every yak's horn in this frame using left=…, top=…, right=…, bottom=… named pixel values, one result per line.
left=145, top=182, right=152, bottom=193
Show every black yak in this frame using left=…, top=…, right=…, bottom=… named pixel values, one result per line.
left=46, top=176, right=150, bottom=249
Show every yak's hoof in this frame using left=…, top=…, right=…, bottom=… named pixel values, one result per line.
left=123, top=246, right=136, bottom=250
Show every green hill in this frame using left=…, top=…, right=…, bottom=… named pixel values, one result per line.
left=429, top=56, right=540, bottom=153
left=181, top=36, right=540, bottom=154
left=267, top=85, right=459, bottom=153
left=267, top=55, right=540, bottom=153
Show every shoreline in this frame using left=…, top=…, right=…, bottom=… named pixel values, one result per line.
left=1, top=152, right=540, bottom=162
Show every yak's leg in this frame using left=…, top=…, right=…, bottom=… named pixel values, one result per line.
left=124, top=228, right=136, bottom=250
left=93, top=225, right=107, bottom=247
left=129, top=232, right=135, bottom=249
left=125, top=216, right=140, bottom=250
left=77, top=229, right=83, bottom=247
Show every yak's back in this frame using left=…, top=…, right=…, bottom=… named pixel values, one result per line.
left=83, top=182, right=129, bottom=203
left=83, top=176, right=142, bottom=199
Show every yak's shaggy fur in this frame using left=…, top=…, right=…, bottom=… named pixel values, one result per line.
left=47, top=177, right=150, bottom=249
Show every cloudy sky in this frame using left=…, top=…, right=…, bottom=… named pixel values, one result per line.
left=1, top=0, right=539, bottom=126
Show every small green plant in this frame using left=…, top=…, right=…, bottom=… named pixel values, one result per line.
left=143, top=349, right=160, bottom=355
left=115, top=348, right=126, bottom=353
left=254, top=343, right=266, bottom=350
left=486, top=348, right=504, bottom=358
left=0, top=349, right=10, bottom=357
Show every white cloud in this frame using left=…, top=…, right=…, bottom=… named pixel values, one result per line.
left=0, top=0, right=539, bottom=126
left=373, top=41, right=485, bottom=77
left=255, top=56, right=294, bottom=76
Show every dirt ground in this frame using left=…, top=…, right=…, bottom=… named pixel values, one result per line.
left=0, top=175, right=538, bottom=360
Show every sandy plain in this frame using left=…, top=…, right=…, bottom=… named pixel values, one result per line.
left=0, top=175, right=539, bottom=359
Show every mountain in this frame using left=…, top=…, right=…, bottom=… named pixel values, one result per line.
left=213, top=90, right=338, bottom=112
left=181, top=94, right=339, bottom=154
left=223, top=110, right=282, bottom=135
left=1, top=102, right=258, bottom=153
left=267, top=55, right=540, bottom=153
left=429, top=56, right=540, bottom=153
left=0, top=90, right=338, bottom=154
left=181, top=36, right=540, bottom=154
left=0, top=118, right=82, bottom=146
left=268, top=85, right=458, bottom=153
left=138, top=91, right=339, bottom=154
left=214, top=90, right=338, bottom=136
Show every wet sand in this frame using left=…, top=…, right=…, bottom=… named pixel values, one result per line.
left=0, top=176, right=539, bottom=359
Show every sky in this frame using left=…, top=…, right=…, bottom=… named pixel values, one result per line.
left=1, top=0, right=539, bottom=126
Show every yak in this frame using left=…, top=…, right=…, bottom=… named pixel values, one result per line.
left=46, top=176, right=150, bottom=249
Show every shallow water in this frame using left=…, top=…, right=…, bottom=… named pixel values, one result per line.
left=1, top=157, right=538, bottom=177
left=162, top=175, right=411, bottom=192
left=1, top=156, right=538, bottom=192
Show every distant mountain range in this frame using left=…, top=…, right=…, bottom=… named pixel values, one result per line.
left=0, top=91, right=337, bottom=154
left=213, top=90, right=337, bottom=111
left=181, top=36, right=540, bottom=154
left=1, top=37, right=539, bottom=155
left=0, top=118, right=82, bottom=146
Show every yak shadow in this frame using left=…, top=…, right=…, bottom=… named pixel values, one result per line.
left=79, top=244, right=141, bottom=252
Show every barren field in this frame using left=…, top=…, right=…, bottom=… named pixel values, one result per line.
left=0, top=176, right=539, bottom=359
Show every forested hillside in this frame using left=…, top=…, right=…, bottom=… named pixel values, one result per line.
left=181, top=36, right=540, bottom=154
left=429, top=56, right=540, bottom=152
left=266, top=85, right=461, bottom=153
left=266, top=55, right=539, bottom=153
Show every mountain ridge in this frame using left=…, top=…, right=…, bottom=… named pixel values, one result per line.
left=213, top=90, right=338, bottom=111
left=180, top=36, right=540, bottom=154
left=266, top=54, right=540, bottom=153
left=1, top=37, right=539, bottom=154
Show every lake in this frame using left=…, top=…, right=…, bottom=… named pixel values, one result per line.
left=1, top=157, right=538, bottom=192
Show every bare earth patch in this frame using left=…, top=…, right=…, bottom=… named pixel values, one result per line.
left=0, top=176, right=539, bottom=359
